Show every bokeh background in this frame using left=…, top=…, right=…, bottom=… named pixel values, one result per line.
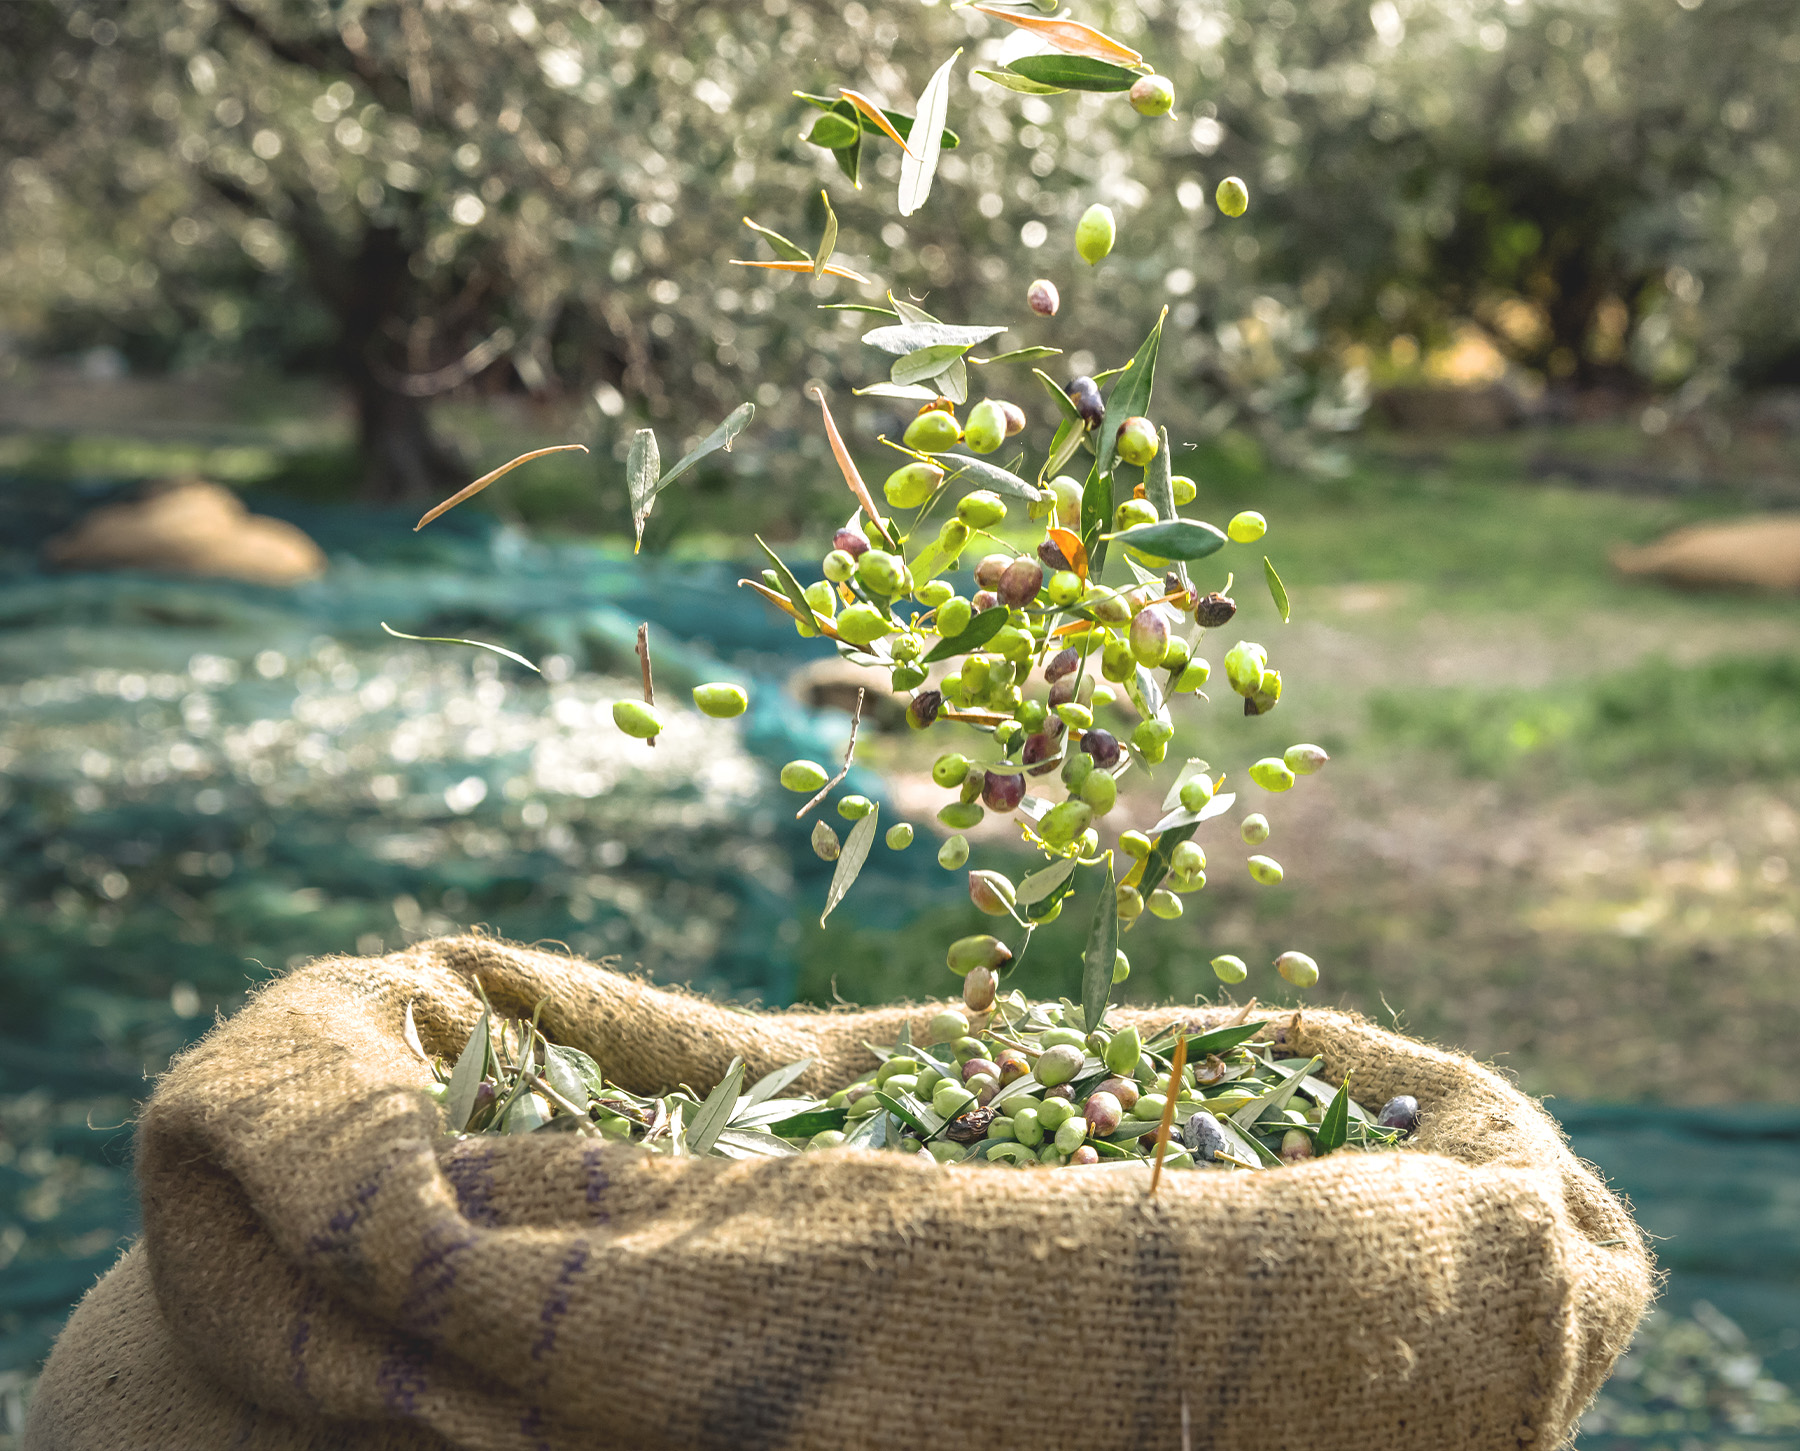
left=2, top=0, right=1799, bottom=1444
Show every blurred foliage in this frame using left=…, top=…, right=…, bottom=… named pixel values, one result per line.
left=1370, top=653, right=1800, bottom=794
left=1, top=0, right=1798, bottom=501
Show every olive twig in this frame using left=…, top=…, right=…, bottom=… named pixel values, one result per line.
left=635, top=623, right=656, bottom=750
left=795, top=688, right=865, bottom=821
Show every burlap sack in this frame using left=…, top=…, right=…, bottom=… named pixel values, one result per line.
left=28, top=934, right=1651, bottom=1451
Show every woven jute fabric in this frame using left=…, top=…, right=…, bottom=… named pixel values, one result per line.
left=28, top=934, right=1652, bottom=1451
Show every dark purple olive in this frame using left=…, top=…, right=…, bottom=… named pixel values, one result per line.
left=1195, top=592, right=1237, bottom=628
left=961, top=1057, right=1000, bottom=1084
left=1377, top=1095, right=1420, bottom=1135
left=972, top=590, right=999, bottom=612
left=1038, top=538, right=1072, bottom=573
left=974, top=553, right=1011, bottom=590
left=1081, top=728, right=1121, bottom=768
left=1042, top=1083, right=1075, bottom=1102
left=1048, top=676, right=1076, bottom=707
left=1183, top=1111, right=1228, bottom=1162
left=1045, top=647, right=1080, bottom=683
left=982, top=771, right=1025, bottom=812
left=1066, top=377, right=1105, bottom=428
left=833, top=528, right=869, bottom=559
left=1021, top=728, right=1062, bottom=776
left=998, top=558, right=1044, bottom=608
left=907, top=689, right=942, bottom=730
left=1084, top=1091, right=1123, bottom=1137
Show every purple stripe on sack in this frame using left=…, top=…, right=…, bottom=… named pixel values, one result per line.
left=376, top=1338, right=433, bottom=1416
left=443, top=1143, right=502, bottom=1227
left=304, top=1171, right=384, bottom=1266
left=519, top=1404, right=553, bottom=1451
left=399, top=1214, right=480, bottom=1335
left=531, top=1244, right=591, bottom=1361
left=581, top=1143, right=610, bottom=1222
left=289, top=1279, right=324, bottom=1399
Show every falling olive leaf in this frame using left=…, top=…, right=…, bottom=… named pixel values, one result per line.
left=1015, top=855, right=1078, bottom=907
left=1079, top=460, right=1109, bottom=565
left=834, top=124, right=864, bottom=187
left=379, top=622, right=539, bottom=673
left=656, top=402, right=755, bottom=496
left=1264, top=555, right=1291, bottom=623
left=792, top=91, right=961, bottom=150
left=808, top=387, right=893, bottom=544
left=1103, top=518, right=1228, bottom=562
left=972, top=345, right=1062, bottom=366
left=863, top=321, right=1008, bottom=355
left=943, top=455, right=1043, bottom=502
left=814, top=190, right=839, bottom=277
left=854, top=381, right=942, bottom=401
left=1096, top=308, right=1167, bottom=481
left=940, top=355, right=969, bottom=405
left=1046, top=526, right=1088, bottom=580
left=838, top=89, right=916, bottom=156
left=413, top=443, right=590, bottom=531
left=805, top=111, right=861, bottom=149
left=892, top=343, right=972, bottom=387
left=975, top=66, right=1068, bottom=95
left=728, top=258, right=873, bottom=284
left=971, top=6, right=1145, bottom=67
left=742, top=216, right=811, bottom=262
left=625, top=426, right=662, bottom=553
left=921, top=605, right=1011, bottom=663
left=755, top=536, right=823, bottom=634
left=821, top=302, right=900, bottom=317
left=1148, top=789, right=1236, bottom=837
left=1079, top=856, right=1120, bottom=1035
left=899, top=49, right=960, bottom=218
left=821, top=804, right=881, bottom=925
left=1004, top=54, right=1141, bottom=92
left=685, top=1058, right=747, bottom=1156
left=443, top=1009, right=490, bottom=1132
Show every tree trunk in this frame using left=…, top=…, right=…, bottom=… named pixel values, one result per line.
left=332, top=223, right=468, bottom=504
left=348, top=367, right=468, bottom=505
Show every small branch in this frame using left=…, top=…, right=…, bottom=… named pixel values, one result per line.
left=795, top=688, right=864, bottom=820
left=1222, top=997, right=1259, bottom=1028
left=1148, top=1030, right=1188, bottom=1199
left=636, top=623, right=656, bottom=750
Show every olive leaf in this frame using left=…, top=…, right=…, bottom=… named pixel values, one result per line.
left=1135, top=821, right=1197, bottom=901
left=873, top=1090, right=935, bottom=1137
left=806, top=111, right=860, bottom=149
left=1096, top=308, right=1166, bottom=481
left=1079, top=856, right=1120, bottom=1034
left=1264, top=555, right=1291, bottom=623
left=712, top=1129, right=802, bottom=1159
left=413, top=444, right=592, bottom=532
left=1014, top=855, right=1077, bottom=906
left=821, top=302, right=900, bottom=317
left=627, top=427, right=662, bottom=552
left=443, top=1008, right=490, bottom=1132
left=944, top=455, right=1043, bottom=502
left=1159, top=759, right=1213, bottom=811
left=684, top=1059, right=746, bottom=1156
left=1183, top=1020, right=1270, bottom=1058
left=970, top=6, right=1145, bottom=68
left=755, top=535, right=822, bottom=632
left=854, top=381, right=941, bottom=401
left=892, top=343, right=972, bottom=386
left=1149, top=789, right=1236, bottom=835
left=1079, top=461, right=1109, bottom=567
left=1004, top=54, right=1141, bottom=92
left=814, top=190, right=838, bottom=277
left=973, top=346, right=1063, bottom=366
left=402, top=1001, right=429, bottom=1063
left=1231, top=1056, right=1322, bottom=1131
left=1144, top=425, right=1188, bottom=590
left=379, top=622, right=538, bottom=673
left=792, top=91, right=961, bottom=150
left=821, top=803, right=880, bottom=925
left=1033, top=366, right=1082, bottom=420
left=975, top=66, right=1068, bottom=95
left=899, top=49, right=960, bottom=217
left=1039, top=415, right=1086, bottom=487
left=1104, top=519, right=1228, bottom=562
left=742, top=1055, right=818, bottom=1110
left=940, top=355, right=970, bottom=405
left=863, top=322, right=1008, bottom=355
left=741, top=216, right=811, bottom=262
left=921, top=604, right=1011, bottom=663
left=1315, top=1074, right=1352, bottom=1153
left=762, top=1106, right=848, bottom=1138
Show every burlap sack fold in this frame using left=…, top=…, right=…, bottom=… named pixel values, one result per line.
left=28, top=934, right=1652, bottom=1451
